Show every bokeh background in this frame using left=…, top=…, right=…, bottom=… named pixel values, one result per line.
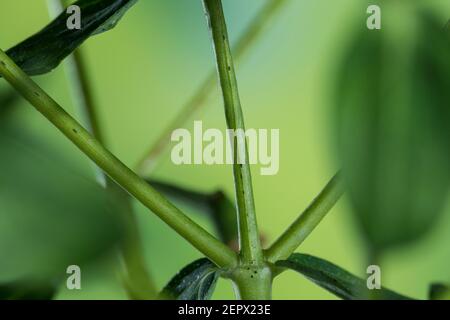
left=0, top=0, right=449, bottom=299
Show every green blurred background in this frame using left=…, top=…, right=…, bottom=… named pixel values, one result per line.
left=0, top=0, right=449, bottom=299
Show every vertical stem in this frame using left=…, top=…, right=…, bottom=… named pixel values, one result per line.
left=0, top=47, right=238, bottom=269
left=136, top=0, right=289, bottom=174
left=202, top=0, right=263, bottom=266
left=62, top=48, right=158, bottom=299
left=109, top=183, right=157, bottom=299
left=47, top=0, right=105, bottom=186
left=46, top=0, right=211, bottom=298
left=231, top=265, right=272, bottom=300
left=63, top=51, right=108, bottom=184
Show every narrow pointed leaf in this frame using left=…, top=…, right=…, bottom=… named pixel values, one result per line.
left=429, top=283, right=450, bottom=300
left=5, top=0, right=138, bottom=76
left=276, top=253, right=412, bottom=300
left=159, top=258, right=219, bottom=300
left=0, top=280, right=56, bottom=300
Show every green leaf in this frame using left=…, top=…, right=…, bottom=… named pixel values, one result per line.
left=0, top=280, right=56, bottom=300
left=148, top=180, right=238, bottom=246
left=5, top=0, right=137, bottom=76
left=0, top=122, right=125, bottom=282
left=429, top=283, right=450, bottom=300
left=160, top=258, right=219, bottom=300
left=276, top=253, right=412, bottom=300
left=334, top=6, right=450, bottom=252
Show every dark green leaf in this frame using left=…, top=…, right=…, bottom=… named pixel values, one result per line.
left=160, top=258, right=219, bottom=300
left=6, top=0, right=137, bottom=76
left=0, top=122, right=125, bottom=282
left=0, top=280, right=57, bottom=300
left=334, top=6, right=450, bottom=252
left=148, top=180, right=238, bottom=246
left=276, top=253, right=412, bottom=300
left=429, top=283, right=450, bottom=300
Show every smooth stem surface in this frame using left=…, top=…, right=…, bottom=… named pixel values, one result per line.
left=48, top=0, right=157, bottom=298
left=266, top=173, right=344, bottom=263
left=135, top=0, right=289, bottom=174
left=67, top=49, right=157, bottom=299
left=231, top=265, right=273, bottom=300
left=47, top=0, right=105, bottom=185
left=203, top=0, right=263, bottom=266
left=0, top=48, right=237, bottom=269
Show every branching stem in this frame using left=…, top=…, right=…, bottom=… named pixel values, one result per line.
left=0, top=48, right=238, bottom=269
left=266, top=173, right=344, bottom=263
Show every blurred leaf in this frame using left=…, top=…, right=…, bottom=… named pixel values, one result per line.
left=0, top=280, right=56, bottom=300
left=148, top=180, right=238, bottom=246
left=429, top=283, right=450, bottom=300
left=276, top=253, right=412, bottom=300
left=5, top=0, right=137, bottom=76
left=334, top=7, right=450, bottom=252
left=0, top=123, right=125, bottom=282
left=159, top=258, right=219, bottom=300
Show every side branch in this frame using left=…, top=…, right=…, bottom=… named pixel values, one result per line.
left=266, top=173, right=344, bottom=263
left=0, top=48, right=237, bottom=269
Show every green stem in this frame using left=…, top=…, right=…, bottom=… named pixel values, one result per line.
left=203, top=0, right=263, bottom=266
left=230, top=265, right=273, bottom=300
left=266, top=173, right=344, bottom=263
left=47, top=0, right=158, bottom=299
left=0, top=48, right=237, bottom=269
left=47, top=0, right=105, bottom=184
left=135, top=0, right=289, bottom=174
left=68, top=51, right=157, bottom=298
left=110, top=185, right=157, bottom=299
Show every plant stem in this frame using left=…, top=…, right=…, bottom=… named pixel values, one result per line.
left=47, top=0, right=158, bottom=299
left=266, top=173, right=344, bottom=263
left=202, top=0, right=263, bottom=266
left=135, top=0, right=289, bottom=174
left=0, top=48, right=238, bottom=269
left=230, top=265, right=273, bottom=300
left=47, top=0, right=105, bottom=184
left=68, top=51, right=158, bottom=299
